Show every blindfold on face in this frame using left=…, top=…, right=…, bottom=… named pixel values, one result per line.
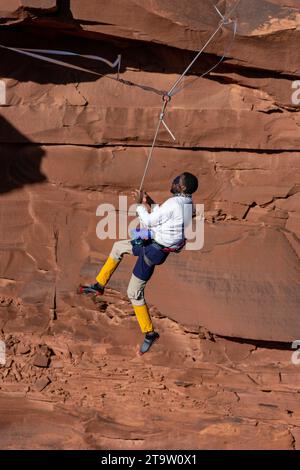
left=172, top=175, right=180, bottom=185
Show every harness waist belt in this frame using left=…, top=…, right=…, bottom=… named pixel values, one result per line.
left=152, top=240, right=186, bottom=253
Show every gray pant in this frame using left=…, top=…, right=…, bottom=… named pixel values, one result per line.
left=110, top=239, right=147, bottom=307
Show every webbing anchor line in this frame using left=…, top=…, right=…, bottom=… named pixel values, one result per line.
left=139, top=95, right=172, bottom=191
left=139, top=0, right=240, bottom=190
left=0, top=1, right=240, bottom=192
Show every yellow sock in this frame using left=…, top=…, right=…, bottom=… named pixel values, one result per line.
left=96, top=256, right=119, bottom=286
left=133, top=304, right=154, bottom=334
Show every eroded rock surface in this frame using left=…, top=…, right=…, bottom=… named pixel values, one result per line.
left=0, top=289, right=299, bottom=450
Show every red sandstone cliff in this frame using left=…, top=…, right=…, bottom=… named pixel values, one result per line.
left=0, top=0, right=299, bottom=449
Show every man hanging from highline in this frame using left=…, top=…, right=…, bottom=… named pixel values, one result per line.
left=79, top=172, right=198, bottom=355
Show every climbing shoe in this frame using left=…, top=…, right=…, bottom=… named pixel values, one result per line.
left=139, top=331, right=160, bottom=355
left=78, top=282, right=104, bottom=296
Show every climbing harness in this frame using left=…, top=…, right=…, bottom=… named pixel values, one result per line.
left=152, top=239, right=186, bottom=254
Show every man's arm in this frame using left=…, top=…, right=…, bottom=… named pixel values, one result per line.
left=143, top=192, right=156, bottom=208
left=136, top=202, right=172, bottom=227
left=133, top=189, right=172, bottom=227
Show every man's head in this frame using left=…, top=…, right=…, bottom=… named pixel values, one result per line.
left=170, top=172, right=198, bottom=195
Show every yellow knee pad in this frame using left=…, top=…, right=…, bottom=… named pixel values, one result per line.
left=133, top=304, right=154, bottom=334
left=96, top=256, right=119, bottom=286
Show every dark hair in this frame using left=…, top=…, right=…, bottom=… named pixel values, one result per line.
left=181, top=172, right=198, bottom=194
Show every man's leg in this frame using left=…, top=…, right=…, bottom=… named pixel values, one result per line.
left=80, top=240, right=133, bottom=295
left=127, top=272, right=159, bottom=354
left=96, top=239, right=133, bottom=287
left=127, top=273, right=153, bottom=333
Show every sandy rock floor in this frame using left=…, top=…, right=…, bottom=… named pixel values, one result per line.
left=0, top=288, right=299, bottom=450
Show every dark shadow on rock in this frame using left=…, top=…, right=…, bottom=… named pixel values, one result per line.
left=0, top=115, right=46, bottom=194
left=0, top=21, right=233, bottom=96
left=0, top=0, right=297, bottom=93
left=57, top=0, right=74, bottom=20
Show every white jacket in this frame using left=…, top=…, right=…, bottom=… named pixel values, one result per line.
left=136, top=195, right=193, bottom=248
